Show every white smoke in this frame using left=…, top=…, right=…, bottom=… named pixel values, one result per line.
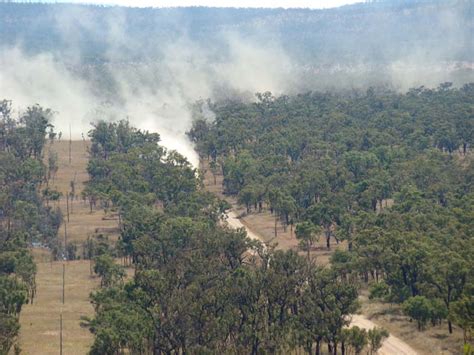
left=0, top=47, right=98, bottom=136
left=1, top=3, right=472, bottom=167
left=0, top=27, right=294, bottom=167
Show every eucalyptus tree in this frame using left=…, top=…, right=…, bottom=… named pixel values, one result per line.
left=0, top=100, right=60, bottom=353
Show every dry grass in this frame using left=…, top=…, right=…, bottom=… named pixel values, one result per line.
left=19, top=141, right=119, bottom=354
left=47, top=140, right=90, bottom=195
left=358, top=290, right=465, bottom=355
left=19, top=260, right=98, bottom=355
left=46, top=140, right=119, bottom=245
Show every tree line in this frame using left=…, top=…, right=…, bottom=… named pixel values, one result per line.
left=0, top=100, right=62, bottom=354
left=189, top=84, right=473, bottom=350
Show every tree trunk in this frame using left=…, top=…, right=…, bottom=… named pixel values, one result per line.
left=274, top=216, right=278, bottom=238
left=252, top=338, right=259, bottom=355
left=448, top=320, right=453, bottom=334
left=315, top=340, right=321, bottom=355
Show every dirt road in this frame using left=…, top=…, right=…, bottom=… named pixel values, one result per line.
left=226, top=210, right=264, bottom=243
left=351, top=315, right=418, bottom=355
left=225, top=211, right=419, bottom=355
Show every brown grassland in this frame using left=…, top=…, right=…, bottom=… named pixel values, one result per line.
left=19, top=141, right=119, bottom=354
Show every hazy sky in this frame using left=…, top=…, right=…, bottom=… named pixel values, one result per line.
left=39, top=0, right=362, bottom=9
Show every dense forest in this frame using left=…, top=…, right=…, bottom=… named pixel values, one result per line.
left=189, top=84, right=474, bottom=346
left=0, top=100, right=62, bottom=353
left=78, top=121, right=394, bottom=355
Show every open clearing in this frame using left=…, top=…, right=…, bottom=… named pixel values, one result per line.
left=19, top=141, right=119, bottom=354
left=19, top=260, right=97, bottom=355
left=358, top=291, right=465, bottom=355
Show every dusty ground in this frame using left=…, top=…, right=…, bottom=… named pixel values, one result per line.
left=201, top=158, right=464, bottom=355
left=350, top=314, right=418, bottom=355
left=19, top=141, right=119, bottom=354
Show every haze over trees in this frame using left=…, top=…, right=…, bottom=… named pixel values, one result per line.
left=1, top=1, right=472, bottom=66
left=0, top=0, right=472, bottom=100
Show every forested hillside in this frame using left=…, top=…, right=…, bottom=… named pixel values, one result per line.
left=1, top=1, right=472, bottom=70
left=189, top=84, right=474, bottom=347
left=0, top=100, right=61, bottom=353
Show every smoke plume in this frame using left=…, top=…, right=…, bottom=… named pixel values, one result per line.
left=0, top=2, right=472, bottom=166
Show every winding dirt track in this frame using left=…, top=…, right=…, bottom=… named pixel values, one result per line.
left=225, top=211, right=419, bottom=355
left=350, top=315, right=418, bottom=355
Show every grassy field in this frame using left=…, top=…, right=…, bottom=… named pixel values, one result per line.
left=201, top=158, right=465, bottom=355
left=19, top=260, right=98, bottom=355
left=19, top=141, right=119, bottom=354
left=45, top=140, right=119, bottom=245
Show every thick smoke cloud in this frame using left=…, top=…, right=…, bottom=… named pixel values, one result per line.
left=0, top=47, right=98, bottom=135
left=0, top=7, right=295, bottom=166
left=0, top=3, right=472, bottom=166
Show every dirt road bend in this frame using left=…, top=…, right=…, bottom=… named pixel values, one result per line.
left=225, top=211, right=419, bottom=355
left=351, top=315, right=418, bottom=355
left=226, top=210, right=264, bottom=243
